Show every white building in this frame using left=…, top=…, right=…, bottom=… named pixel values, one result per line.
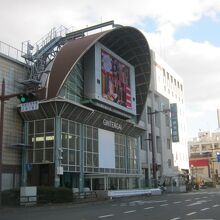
left=140, top=87, right=175, bottom=187
left=151, top=50, right=189, bottom=172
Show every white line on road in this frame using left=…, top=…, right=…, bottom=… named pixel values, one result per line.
left=98, top=214, right=114, bottom=218
left=144, top=207, right=154, bottom=210
left=160, top=204, right=168, bottom=206
left=186, top=212, right=197, bottom=216
left=169, top=218, right=181, bottom=220
left=213, top=204, right=220, bottom=207
left=123, top=210, right=136, bottom=214
left=173, top=201, right=182, bottom=204
left=185, top=199, right=191, bottom=202
left=201, top=207, right=210, bottom=211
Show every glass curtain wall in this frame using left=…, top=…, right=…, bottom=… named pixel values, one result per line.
left=61, top=119, right=80, bottom=172
left=128, top=137, right=138, bottom=174
left=115, top=133, right=126, bottom=173
left=27, top=118, right=54, bottom=164
left=59, top=59, right=84, bottom=103
left=84, top=125, right=99, bottom=172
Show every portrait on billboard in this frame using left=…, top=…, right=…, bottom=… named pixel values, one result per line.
left=101, top=49, right=132, bottom=109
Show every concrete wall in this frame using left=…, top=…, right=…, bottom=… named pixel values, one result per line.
left=0, top=53, right=28, bottom=189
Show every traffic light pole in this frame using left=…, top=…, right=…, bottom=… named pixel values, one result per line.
left=0, top=78, right=28, bottom=206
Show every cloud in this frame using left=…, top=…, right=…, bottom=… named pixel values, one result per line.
left=1, top=0, right=220, bottom=137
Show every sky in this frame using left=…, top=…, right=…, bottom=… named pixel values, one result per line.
left=0, top=0, right=220, bottom=138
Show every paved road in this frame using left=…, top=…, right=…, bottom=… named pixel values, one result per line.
left=1, top=189, right=220, bottom=220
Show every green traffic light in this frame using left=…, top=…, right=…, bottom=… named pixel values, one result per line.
left=20, top=96, right=26, bottom=103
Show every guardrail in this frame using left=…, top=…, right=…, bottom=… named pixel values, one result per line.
left=0, top=41, right=25, bottom=63
left=107, top=188, right=161, bottom=198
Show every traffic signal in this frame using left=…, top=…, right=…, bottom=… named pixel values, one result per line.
left=17, top=92, right=37, bottom=103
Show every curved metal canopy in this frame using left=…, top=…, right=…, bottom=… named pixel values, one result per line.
left=47, top=26, right=151, bottom=121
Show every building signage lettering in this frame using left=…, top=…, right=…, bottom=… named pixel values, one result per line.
left=170, top=103, right=179, bottom=142
left=103, top=119, right=122, bottom=131
left=21, top=101, right=39, bottom=112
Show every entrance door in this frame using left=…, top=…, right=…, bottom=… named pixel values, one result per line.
left=39, top=164, right=50, bottom=186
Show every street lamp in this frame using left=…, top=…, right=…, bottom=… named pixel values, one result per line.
left=146, top=108, right=170, bottom=188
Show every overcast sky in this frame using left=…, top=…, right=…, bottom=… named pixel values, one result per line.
left=0, top=0, right=220, bottom=138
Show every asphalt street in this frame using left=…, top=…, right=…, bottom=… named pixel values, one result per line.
left=1, top=189, right=220, bottom=220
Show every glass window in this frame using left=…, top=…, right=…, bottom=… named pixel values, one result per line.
left=76, top=136, right=80, bottom=150
left=45, top=119, right=54, bottom=132
left=93, top=154, right=98, bottom=167
left=62, top=133, right=68, bottom=148
left=167, top=139, right=171, bottom=149
left=35, top=134, right=44, bottom=149
left=69, top=121, right=75, bottom=134
left=58, top=59, right=84, bottom=103
left=87, top=126, right=92, bottom=139
left=93, top=128, right=98, bottom=139
left=35, top=120, right=44, bottom=133
left=28, top=136, right=34, bottom=148
left=76, top=151, right=80, bottom=165
left=87, top=153, right=92, bottom=166
left=62, top=119, right=68, bottom=133
left=156, top=136, right=161, bottom=153
left=147, top=107, right=152, bottom=124
left=35, top=150, right=43, bottom=163
left=45, top=149, right=53, bottom=162
left=93, top=140, right=98, bottom=153
left=87, top=139, right=93, bottom=152
left=29, top=122, right=34, bottom=134
left=62, top=149, right=68, bottom=164
left=45, top=134, right=54, bottom=148
left=76, top=124, right=80, bottom=135
left=69, top=135, right=76, bottom=149
left=27, top=150, right=33, bottom=163
left=69, top=150, right=75, bottom=165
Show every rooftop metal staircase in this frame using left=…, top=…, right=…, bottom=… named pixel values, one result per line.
left=21, top=21, right=116, bottom=90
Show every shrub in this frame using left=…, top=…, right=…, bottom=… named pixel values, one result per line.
left=205, top=182, right=215, bottom=187
left=2, top=188, right=20, bottom=206
left=37, top=187, right=73, bottom=204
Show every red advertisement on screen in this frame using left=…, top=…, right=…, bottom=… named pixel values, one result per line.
left=101, top=50, right=132, bottom=109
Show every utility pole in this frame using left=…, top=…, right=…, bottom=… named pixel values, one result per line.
left=147, top=108, right=170, bottom=188
left=0, top=78, right=5, bottom=206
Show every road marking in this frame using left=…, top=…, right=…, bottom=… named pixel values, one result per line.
left=185, top=199, right=191, bottom=202
left=186, top=212, right=197, bottom=216
left=123, top=210, right=136, bottom=214
left=160, top=204, right=168, bottom=206
left=187, top=200, right=207, bottom=206
left=98, top=214, right=114, bottom=218
left=213, top=204, right=220, bottom=207
left=173, top=201, right=182, bottom=204
left=169, top=218, right=181, bottom=220
left=195, top=197, right=200, bottom=200
left=144, top=200, right=167, bottom=204
left=144, top=207, right=154, bottom=210
left=201, top=207, right=210, bottom=211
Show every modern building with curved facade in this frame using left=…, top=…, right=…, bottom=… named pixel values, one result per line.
left=15, top=25, right=151, bottom=191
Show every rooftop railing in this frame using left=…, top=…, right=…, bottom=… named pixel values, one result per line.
left=0, top=41, right=25, bottom=63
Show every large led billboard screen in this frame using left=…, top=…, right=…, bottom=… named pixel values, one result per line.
left=101, top=49, right=132, bottom=109
left=84, top=42, right=136, bottom=115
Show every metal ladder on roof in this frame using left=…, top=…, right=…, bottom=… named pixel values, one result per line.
left=21, top=21, right=116, bottom=89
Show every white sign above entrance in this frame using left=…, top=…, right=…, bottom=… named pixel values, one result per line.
left=21, top=101, right=39, bottom=112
